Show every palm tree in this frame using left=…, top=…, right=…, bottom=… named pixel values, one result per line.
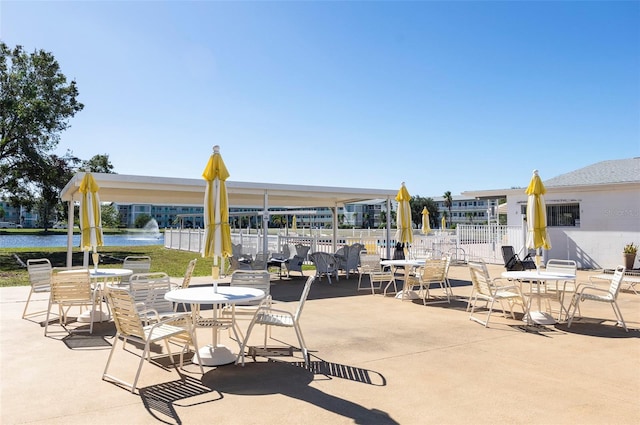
left=443, top=191, right=453, bottom=228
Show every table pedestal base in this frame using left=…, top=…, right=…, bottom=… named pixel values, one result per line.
left=395, top=290, right=420, bottom=300
left=526, top=311, right=556, bottom=325
left=195, top=344, right=237, bottom=366
left=77, top=309, right=110, bottom=323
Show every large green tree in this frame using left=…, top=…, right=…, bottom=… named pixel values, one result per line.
left=80, top=154, right=114, bottom=173
left=410, top=195, right=438, bottom=229
left=0, top=42, right=84, bottom=202
left=35, top=151, right=80, bottom=230
left=443, top=191, right=453, bottom=228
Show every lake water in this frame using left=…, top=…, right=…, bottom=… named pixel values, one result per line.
left=0, top=234, right=164, bottom=249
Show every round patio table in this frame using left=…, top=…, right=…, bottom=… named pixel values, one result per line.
left=165, top=285, right=265, bottom=366
left=501, top=270, right=576, bottom=325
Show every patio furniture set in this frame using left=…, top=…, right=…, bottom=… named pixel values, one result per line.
left=22, top=249, right=632, bottom=395
left=24, top=255, right=315, bottom=394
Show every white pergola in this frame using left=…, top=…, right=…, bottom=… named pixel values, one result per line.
left=60, top=172, right=398, bottom=266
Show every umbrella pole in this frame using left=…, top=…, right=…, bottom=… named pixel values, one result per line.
left=92, top=247, right=99, bottom=272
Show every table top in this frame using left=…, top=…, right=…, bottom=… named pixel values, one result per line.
left=90, top=268, right=133, bottom=278
left=164, top=286, right=265, bottom=304
left=501, top=270, right=576, bottom=281
left=380, top=259, right=426, bottom=267
left=58, top=267, right=133, bottom=277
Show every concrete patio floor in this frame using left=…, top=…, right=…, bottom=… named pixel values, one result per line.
left=1, top=263, right=639, bottom=425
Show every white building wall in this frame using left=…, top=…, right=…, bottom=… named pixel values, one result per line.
left=507, top=185, right=640, bottom=269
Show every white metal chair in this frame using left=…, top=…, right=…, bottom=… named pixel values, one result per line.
left=45, top=268, right=100, bottom=336
left=286, top=244, right=309, bottom=277
left=336, top=243, right=364, bottom=279
left=404, top=257, right=452, bottom=304
left=172, top=258, right=198, bottom=311
left=467, top=260, right=526, bottom=328
left=121, top=255, right=151, bottom=282
left=543, top=259, right=578, bottom=321
left=237, top=276, right=315, bottom=366
left=567, top=265, right=628, bottom=332
left=357, top=252, right=396, bottom=295
left=309, top=252, right=339, bottom=284
left=102, top=286, right=204, bottom=393
left=251, top=252, right=270, bottom=270
left=23, top=258, right=52, bottom=320
left=130, top=272, right=180, bottom=324
left=221, top=270, right=271, bottom=340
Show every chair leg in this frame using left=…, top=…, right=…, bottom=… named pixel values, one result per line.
left=132, top=342, right=151, bottom=393
left=484, top=299, right=496, bottom=328
left=566, top=296, right=579, bottom=328
left=21, top=289, right=35, bottom=319
left=236, top=319, right=259, bottom=366
left=293, top=322, right=308, bottom=366
left=611, top=302, right=628, bottom=332
left=43, top=299, right=53, bottom=336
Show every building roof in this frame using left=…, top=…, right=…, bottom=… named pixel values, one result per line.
left=544, top=157, right=640, bottom=187
left=60, top=172, right=398, bottom=209
left=462, top=157, right=640, bottom=199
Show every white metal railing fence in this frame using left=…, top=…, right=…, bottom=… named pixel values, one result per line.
left=456, top=224, right=526, bottom=265
left=164, top=225, right=527, bottom=266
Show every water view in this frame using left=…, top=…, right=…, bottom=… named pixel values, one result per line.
left=0, top=234, right=164, bottom=249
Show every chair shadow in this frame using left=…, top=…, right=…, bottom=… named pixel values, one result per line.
left=139, top=374, right=222, bottom=425
left=555, top=319, right=639, bottom=338
left=201, top=357, right=398, bottom=424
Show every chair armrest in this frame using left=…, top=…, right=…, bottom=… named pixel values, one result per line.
left=257, top=306, right=294, bottom=318
left=575, top=284, right=609, bottom=296
left=148, top=313, right=192, bottom=334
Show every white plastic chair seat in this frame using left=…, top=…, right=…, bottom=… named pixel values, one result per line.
left=358, top=252, right=396, bottom=295
left=103, top=287, right=204, bottom=393
left=254, top=310, right=295, bottom=327
left=237, top=276, right=315, bottom=366
left=467, top=260, right=526, bottom=328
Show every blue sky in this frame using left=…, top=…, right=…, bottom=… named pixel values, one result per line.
left=2, top=1, right=639, bottom=198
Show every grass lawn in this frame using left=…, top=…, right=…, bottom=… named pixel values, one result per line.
left=0, top=245, right=315, bottom=287
left=0, top=245, right=206, bottom=287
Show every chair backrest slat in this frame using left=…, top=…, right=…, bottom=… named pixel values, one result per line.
left=545, top=259, right=577, bottom=275
left=50, top=268, right=92, bottom=302
left=609, top=265, right=626, bottom=298
left=181, top=258, right=198, bottom=289
left=105, top=287, right=146, bottom=338
left=468, top=260, right=492, bottom=297
left=230, top=270, right=271, bottom=303
left=129, top=272, right=173, bottom=313
left=122, top=256, right=151, bottom=282
left=27, top=258, right=52, bottom=291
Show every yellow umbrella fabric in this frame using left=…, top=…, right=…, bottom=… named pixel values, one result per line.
left=421, top=207, right=431, bottom=234
left=441, top=216, right=446, bottom=229
left=394, top=182, right=413, bottom=245
left=292, top=215, right=297, bottom=232
left=202, top=145, right=232, bottom=276
left=79, top=172, right=103, bottom=268
left=525, top=169, right=551, bottom=251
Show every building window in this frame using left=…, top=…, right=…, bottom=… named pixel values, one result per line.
left=521, top=203, right=580, bottom=227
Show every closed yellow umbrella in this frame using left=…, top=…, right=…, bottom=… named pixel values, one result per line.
left=441, top=215, right=446, bottom=229
left=79, top=172, right=103, bottom=271
left=395, top=182, right=413, bottom=246
left=421, top=207, right=431, bottom=234
left=525, top=169, right=551, bottom=268
left=202, top=145, right=232, bottom=282
left=292, top=215, right=297, bottom=232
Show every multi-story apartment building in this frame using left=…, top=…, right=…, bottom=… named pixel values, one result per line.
left=431, top=196, right=502, bottom=227
left=0, top=200, right=40, bottom=228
